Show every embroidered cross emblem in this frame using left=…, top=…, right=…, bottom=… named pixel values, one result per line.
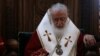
left=43, top=30, right=51, bottom=41
left=65, top=36, right=72, bottom=47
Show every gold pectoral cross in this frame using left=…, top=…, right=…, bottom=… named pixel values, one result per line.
left=43, top=30, right=51, bottom=41
left=65, top=36, right=72, bottom=47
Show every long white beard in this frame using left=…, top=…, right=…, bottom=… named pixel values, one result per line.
left=52, top=26, right=64, bottom=38
left=48, top=11, right=69, bottom=39
left=51, top=21, right=68, bottom=39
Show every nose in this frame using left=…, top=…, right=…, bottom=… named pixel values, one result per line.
left=57, top=20, right=62, bottom=26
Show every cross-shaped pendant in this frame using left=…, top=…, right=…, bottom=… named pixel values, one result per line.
left=43, top=30, right=51, bottom=41
left=65, top=36, right=72, bottom=47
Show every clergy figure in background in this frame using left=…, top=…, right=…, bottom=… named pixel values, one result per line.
left=25, top=3, right=96, bottom=56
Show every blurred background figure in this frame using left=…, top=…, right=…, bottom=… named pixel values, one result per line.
left=2, top=39, right=18, bottom=56
left=0, top=35, right=5, bottom=56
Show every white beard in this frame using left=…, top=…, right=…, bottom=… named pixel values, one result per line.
left=48, top=11, right=69, bottom=39
left=51, top=20, right=68, bottom=39
left=52, top=25, right=64, bottom=38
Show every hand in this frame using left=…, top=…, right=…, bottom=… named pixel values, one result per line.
left=31, top=48, right=48, bottom=56
left=83, top=34, right=96, bottom=47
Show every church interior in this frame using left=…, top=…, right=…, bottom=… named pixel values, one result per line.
left=0, top=0, right=100, bottom=56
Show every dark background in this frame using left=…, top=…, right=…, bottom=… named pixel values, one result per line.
left=0, top=0, right=99, bottom=39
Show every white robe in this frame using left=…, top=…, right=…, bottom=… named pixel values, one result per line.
left=37, top=10, right=80, bottom=56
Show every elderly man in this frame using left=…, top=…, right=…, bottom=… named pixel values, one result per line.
left=25, top=3, right=96, bottom=56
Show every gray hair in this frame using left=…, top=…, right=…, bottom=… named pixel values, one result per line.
left=48, top=3, right=68, bottom=24
left=50, top=3, right=68, bottom=13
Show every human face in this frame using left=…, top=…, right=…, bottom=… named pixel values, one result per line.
left=51, top=11, right=68, bottom=29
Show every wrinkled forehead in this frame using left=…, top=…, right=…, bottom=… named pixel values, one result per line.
left=49, top=8, right=68, bottom=19
left=50, top=7, right=67, bottom=15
